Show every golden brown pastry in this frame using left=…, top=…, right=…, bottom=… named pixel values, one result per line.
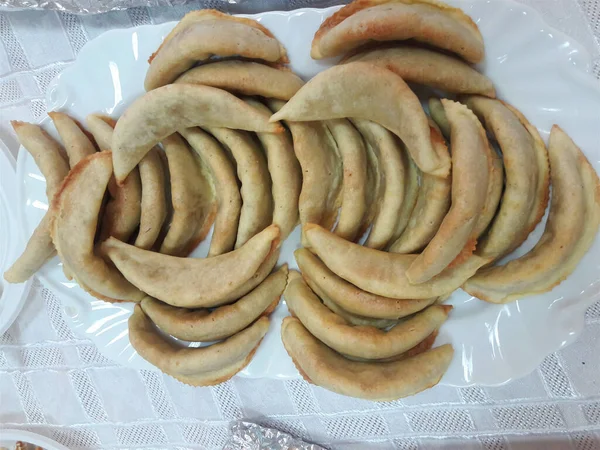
left=51, top=152, right=145, bottom=302
left=463, top=126, right=600, bottom=303
left=85, top=113, right=115, bottom=150
left=180, top=127, right=241, bottom=257
left=304, top=223, right=489, bottom=299
left=319, top=294, right=399, bottom=330
left=473, top=150, right=504, bottom=238
left=295, top=248, right=436, bottom=319
left=389, top=124, right=452, bottom=254
left=267, top=99, right=342, bottom=245
left=4, top=122, right=70, bottom=283
left=501, top=102, right=551, bottom=251
left=344, top=46, right=494, bottom=96
left=281, top=316, right=453, bottom=401
left=100, top=169, right=142, bottom=243
left=406, top=99, right=490, bottom=283
left=389, top=154, right=420, bottom=246
left=270, top=62, right=450, bottom=177
left=130, top=304, right=269, bottom=386
left=217, top=251, right=281, bottom=307
left=359, top=125, right=383, bottom=238
left=247, top=99, right=302, bottom=241
left=145, top=10, right=288, bottom=90
left=428, top=97, right=451, bottom=138
left=86, top=113, right=143, bottom=244
left=464, top=96, right=549, bottom=259
left=311, top=0, right=484, bottom=63
left=134, top=147, right=168, bottom=250
left=140, top=265, right=287, bottom=342
left=111, top=84, right=282, bottom=183
left=284, top=271, right=451, bottom=359
left=429, top=99, right=502, bottom=240
left=352, top=119, right=408, bottom=249
left=160, top=134, right=215, bottom=256
left=48, top=112, right=97, bottom=279
left=328, top=119, right=368, bottom=241
left=100, top=224, right=281, bottom=308
left=49, top=111, right=96, bottom=166
left=204, top=127, right=273, bottom=248
left=11, top=121, right=69, bottom=199
left=175, top=61, right=303, bottom=100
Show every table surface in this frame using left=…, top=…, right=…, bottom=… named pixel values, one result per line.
left=0, top=1, right=600, bottom=449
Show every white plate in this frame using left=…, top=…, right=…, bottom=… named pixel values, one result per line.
left=16, top=0, right=600, bottom=386
left=0, top=141, right=31, bottom=335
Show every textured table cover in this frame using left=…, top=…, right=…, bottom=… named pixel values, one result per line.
left=1, top=1, right=600, bottom=449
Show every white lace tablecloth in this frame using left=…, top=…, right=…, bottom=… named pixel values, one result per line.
left=1, top=1, right=600, bottom=449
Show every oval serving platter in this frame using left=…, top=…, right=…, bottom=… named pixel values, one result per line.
left=15, top=0, right=600, bottom=386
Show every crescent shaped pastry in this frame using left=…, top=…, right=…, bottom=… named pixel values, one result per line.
left=86, top=114, right=164, bottom=249
left=99, top=169, right=142, bottom=243
left=305, top=223, right=489, bottom=299
left=129, top=305, right=270, bottom=386
left=84, top=113, right=144, bottom=244
left=140, top=265, right=287, bottom=342
left=85, top=114, right=116, bottom=151
left=352, top=119, right=407, bottom=249
left=270, top=62, right=450, bottom=177
left=175, top=61, right=304, bottom=100
left=134, top=147, right=168, bottom=250
left=245, top=99, right=301, bottom=240
left=389, top=154, right=420, bottom=245
left=311, top=0, right=484, bottom=63
left=47, top=113, right=97, bottom=280
left=51, top=152, right=145, bottom=302
left=180, top=127, right=241, bottom=256
left=204, top=127, right=273, bottom=248
left=359, top=128, right=383, bottom=238
left=281, top=317, right=453, bottom=401
left=267, top=99, right=343, bottom=245
left=4, top=214, right=55, bottom=284
left=11, top=121, right=69, bottom=199
left=219, top=250, right=280, bottom=306
left=406, top=99, right=490, bottom=283
left=145, top=10, right=288, bottom=90
left=111, top=84, right=282, bottom=183
left=319, top=295, right=399, bottom=330
left=284, top=271, right=451, bottom=360
left=49, top=112, right=96, bottom=166
left=160, top=134, right=216, bottom=256
left=328, top=119, right=368, bottom=241
left=4, top=122, right=70, bottom=283
left=389, top=124, right=452, bottom=254
left=428, top=97, right=451, bottom=139
left=344, top=46, right=494, bottom=96
left=464, top=96, right=548, bottom=259
left=342, top=330, right=439, bottom=362
left=474, top=150, right=504, bottom=238
left=295, top=248, right=436, bottom=319
left=463, top=126, right=600, bottom=304
left=100, top=224, right=281, bottom=308
left=502, top=102, right=551, bottom=251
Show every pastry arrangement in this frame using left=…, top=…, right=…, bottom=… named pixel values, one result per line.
left=4, top=0, right=600, bottom=401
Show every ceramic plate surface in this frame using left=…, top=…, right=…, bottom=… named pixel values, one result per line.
left=16, top=0, right=600, bottom=385
left=0, top=142, right=31, bottom=335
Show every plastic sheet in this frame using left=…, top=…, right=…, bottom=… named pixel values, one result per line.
left=0, top=0, right=199, bottom=14
left=223, top=421, right=327, bottom=450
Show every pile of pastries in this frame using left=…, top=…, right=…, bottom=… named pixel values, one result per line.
left=4, top=0, right=600, bottom=401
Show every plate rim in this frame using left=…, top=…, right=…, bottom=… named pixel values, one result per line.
left=0, top=140, right=32, bottom=335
